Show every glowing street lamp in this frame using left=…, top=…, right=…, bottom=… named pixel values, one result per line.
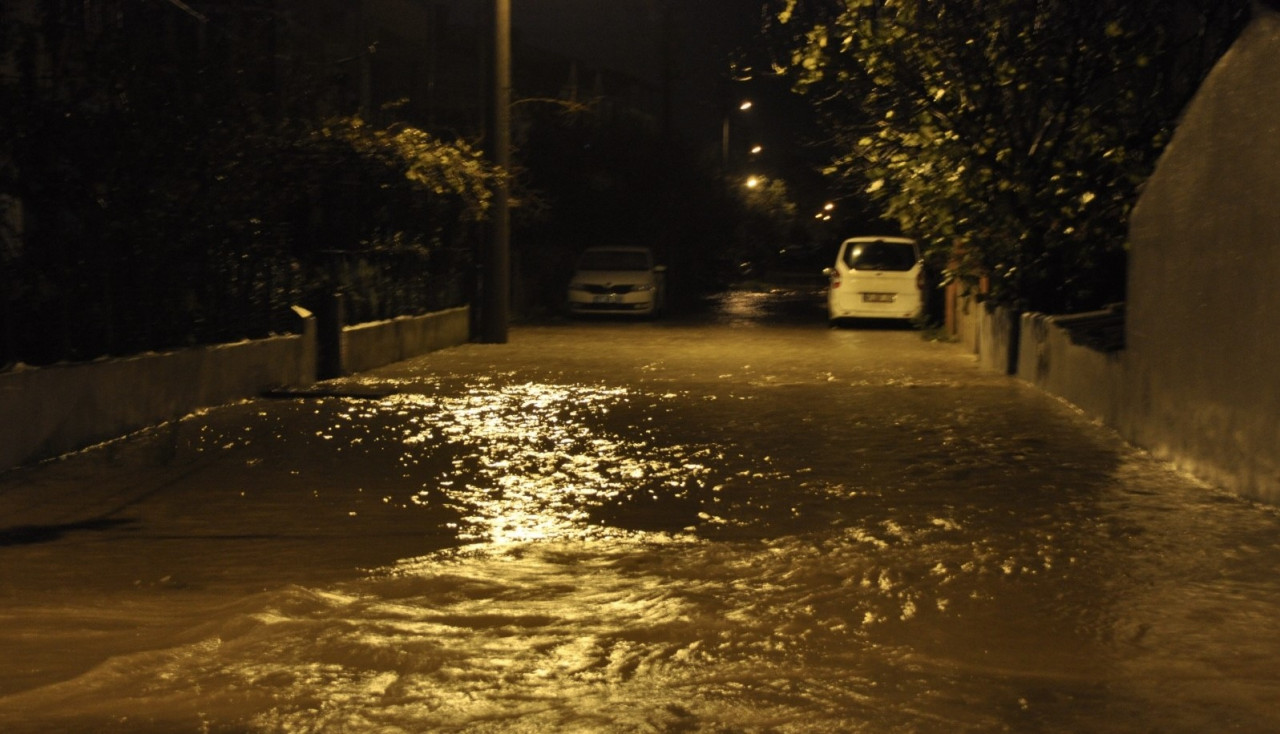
left=722, top=99, right=756, bottom=172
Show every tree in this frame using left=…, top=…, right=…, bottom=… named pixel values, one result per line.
left=736, top=175, right=799, bottom=273
left=0, top=2, right=497, bottom=365
left=770, top=0, right=1249, bottom=313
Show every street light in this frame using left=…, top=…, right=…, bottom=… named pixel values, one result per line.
left=721, top=99, right=754, bottom=173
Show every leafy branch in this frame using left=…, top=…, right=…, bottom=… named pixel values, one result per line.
left=771, top=0, right=1249, bottom=313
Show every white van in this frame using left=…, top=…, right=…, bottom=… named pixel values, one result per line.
left=823, top=236, right=923, bottom=323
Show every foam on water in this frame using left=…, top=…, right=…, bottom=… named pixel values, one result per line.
left=4, top=317, right=1280, bottom=731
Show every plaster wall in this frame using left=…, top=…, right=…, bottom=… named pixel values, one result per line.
left=1125, top=11, right=1280, bottom=503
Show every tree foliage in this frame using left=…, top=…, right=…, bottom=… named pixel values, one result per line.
left=737, top=175, right=799, bottom=271
left=0, top=4, right=497, bottom=366
left=771, top=0, right=1249, bottom=313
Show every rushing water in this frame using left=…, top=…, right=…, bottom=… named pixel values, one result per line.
left=2, top=290, right=1279, bottom=732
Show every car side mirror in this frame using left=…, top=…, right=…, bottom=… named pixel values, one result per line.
left=822, top=267, right=835, bottom=277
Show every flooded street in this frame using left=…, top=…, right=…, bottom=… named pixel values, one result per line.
left=2, top=288, right=1279, bottom=732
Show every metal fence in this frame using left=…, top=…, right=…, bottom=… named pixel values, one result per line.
left=0, top=246, right=471, bottom=369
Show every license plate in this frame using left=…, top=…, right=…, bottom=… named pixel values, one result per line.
left=593, top=294, right=619, bottom=303
left=862, top=292, right=896, bottom=303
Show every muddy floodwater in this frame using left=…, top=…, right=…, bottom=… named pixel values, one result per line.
left=2, top=289, right=1279, bottom=732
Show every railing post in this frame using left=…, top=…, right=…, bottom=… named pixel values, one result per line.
left=316, top=291, right=346, bottom=379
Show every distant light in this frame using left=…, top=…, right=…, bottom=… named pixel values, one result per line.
left=739, top=100, right=754, bottom=111
left=750, top=145, right=763, bottom=155
left=823, top=202, right=835, bottom=211
left=745, top=176, right=761, bottom=188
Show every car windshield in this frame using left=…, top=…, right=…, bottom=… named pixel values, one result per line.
left=578, top=250, right=651, bottom=271
left=843, top=241, right=917, bottom=272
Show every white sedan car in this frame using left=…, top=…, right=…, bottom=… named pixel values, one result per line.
left=823, top=236, right=924, bottom=323
left=567, top=246, right=665, bottom=317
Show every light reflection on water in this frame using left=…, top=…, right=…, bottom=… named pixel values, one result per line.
left=3, top=320, right=1280, bottom=732
left=383, top=382, right=713, bottom=547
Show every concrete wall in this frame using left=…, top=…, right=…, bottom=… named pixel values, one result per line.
left=0, top=327, right=315, bottom=471
left=959, top=11, right=1280, bottom=505
left=343, top=306, right=471, bottom=375
left=975, top=305, right=1018, bottom=376
left=946, top=288, right=1016, bottom=375
left=1124, top=10, right=1280, bottom=504
left=945, top=286, right=983, bottom=356
left=1010, top=296, right=1275, bottom=505
left=0, top=306, right=470, bottom=472
left=1017, top=313, right=1127, bottom=429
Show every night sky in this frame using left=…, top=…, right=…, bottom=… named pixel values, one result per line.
left=439, top=0, right=829, bottom=211
left=441, top=0, right=785, bottom=132
left=453, top=0, right=769, bottom=84
left=514, top=1, right=822, bottom=191
left=519, top=0, right=765, bottom=81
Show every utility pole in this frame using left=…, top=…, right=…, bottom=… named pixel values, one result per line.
left=658, top=0, right=675, bottom=142
left=481, top=0, right=511, bottom=343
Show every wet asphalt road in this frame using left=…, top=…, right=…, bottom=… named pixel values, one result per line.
left=1, top=286, right=1279, bottom=732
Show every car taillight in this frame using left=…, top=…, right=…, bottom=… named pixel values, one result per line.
left=916, top=270, right=925, bottom=290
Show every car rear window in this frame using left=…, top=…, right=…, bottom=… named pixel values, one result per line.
left=579, top=250, right=651, bottom=271
left=843, top=241, right=918, bottom=272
